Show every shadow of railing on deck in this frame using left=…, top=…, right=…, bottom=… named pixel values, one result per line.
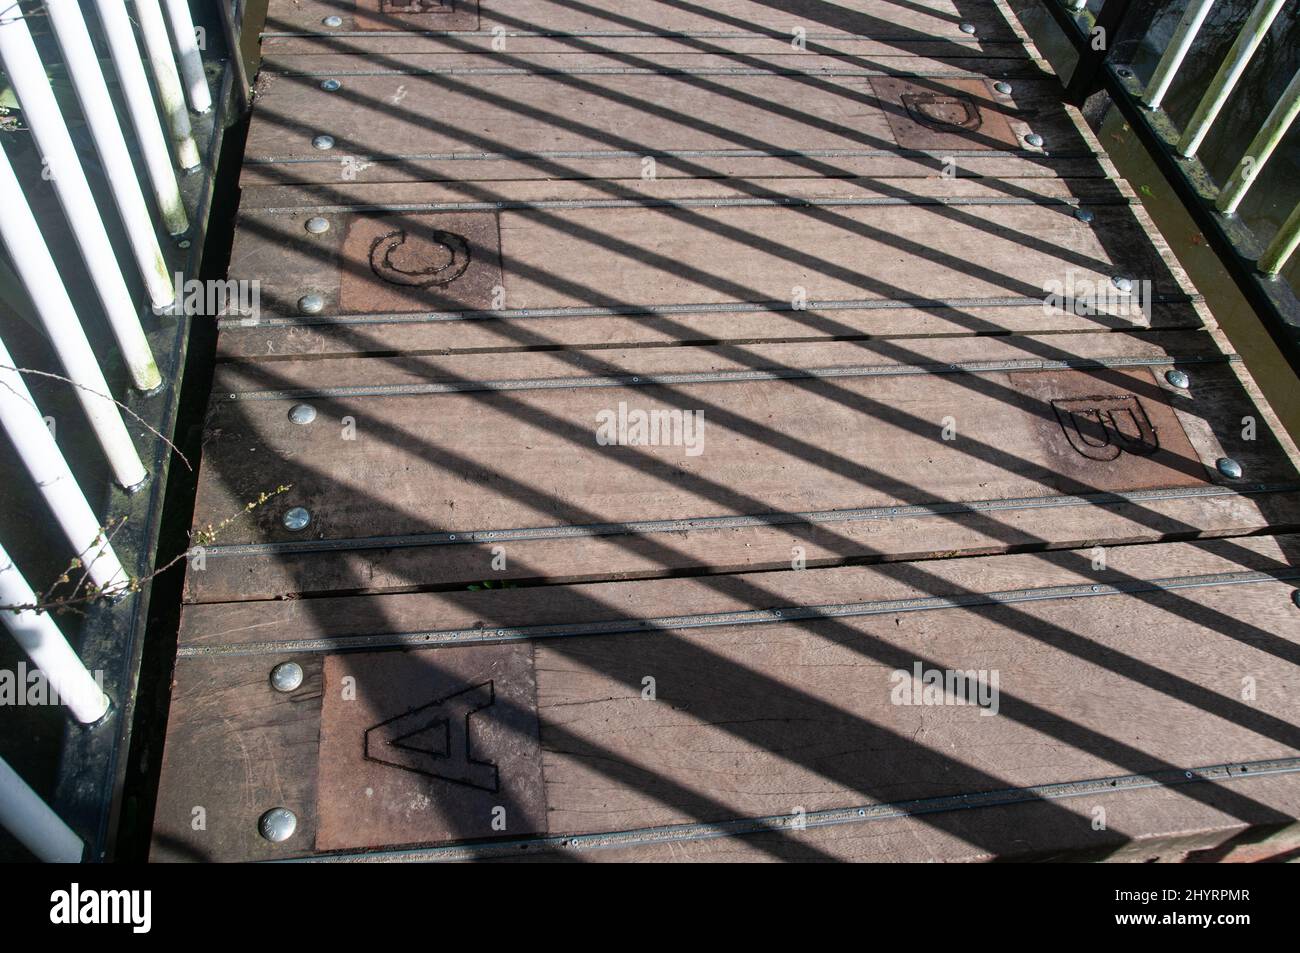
left=166, top=0, right=1300, bottom=859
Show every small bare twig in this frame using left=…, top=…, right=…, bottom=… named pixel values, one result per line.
left=0, top=364, right=192, bottom=471
left=1, top=484, right=293, bottom=614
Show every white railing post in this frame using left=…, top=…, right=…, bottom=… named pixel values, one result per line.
left=1217, top=67, right=1300, bottom=215
left=44, top=0, right=177, bottom=313
left=1259, top=203, right=1300, bottom=277
left=162, top=0, right=213, bottom=115
left=95, top=0, right=190, bottom=235
left=1178, top=0, right=1287, bottom=158
left=1142, top=0, right=1216, bottom=111
left=0, top=756, right=84, bottom=863
left=0, top=539, right=111, bottom=726
left=0, top=336, right=130, bottom=595
left=133, top=0, right=202, bottom=171
left=0, top=3, right=162, bottom=394
left=0, top=141, right=149, bottom=491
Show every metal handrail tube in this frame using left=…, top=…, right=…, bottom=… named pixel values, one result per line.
left=0, top=5, right=162, bottom=393
left=94, top=0, right=190, bottom=235
left=1178, top=0, right=1287, bottom=158
left=0, top=336, right=129, bottom=594
left=0, top=142, right=148, bottom=490
left=44, top=0, right=177, bottom=312
left=0, top=755, right=84, bottom=862
left=1142, top=0, right=1216, bottom=110
left=1260, top=202, right=1300, bottom=276
left=162, top=0, right=213, bottom=115
left=0, top=539, right=111, bottom=726
left=133, top=0, right=202, bottom=171
left=1217, top=66, right=1300, bottom=215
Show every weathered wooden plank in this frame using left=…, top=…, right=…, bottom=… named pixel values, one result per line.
left=316, top=645, right=546, bottom=850
left=153, top=0, right=1300, bottom=867
left=531, top=580, right=1300, bottom=835
left=261, top=32, right=1031, bottom=59
left=260, top=0, right=1020, bottom=44
left=183, top=331, right=1300, bottom=600
left=214, top=301, right=1203, bottom=361
left=150, top=654, right=323, bottom=862
left=154, top=535, right=1300, bottom=860
left=260, top=51, right=1046, bottom=77
left=178, top=533, right=1300, bottom=651
left=486, top=774, right=1300, bottom=862
left=243, top=75, right=1087, bottom=184
left=241, top=151, right=1105, bottom=188
left=235, top=174, right=1124, bottom=209
left=219, top=179, right=1185, bottom=346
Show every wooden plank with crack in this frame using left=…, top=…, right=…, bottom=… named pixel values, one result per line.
left=243, top=73, right=1084, bottom=184
left=183, top=330, right=1300, bottom=601
left=152, top=535, right=1300, bottom=861
left=216, top=176, right=1196, bottom=358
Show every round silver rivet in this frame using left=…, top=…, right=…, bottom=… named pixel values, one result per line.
left=1075, top=208, right=1094, bottom=223
left=298, top=293, right=324, bottom=314
left=320, top=79, right=341, bottom=92
left=1216, top=458, right=1243, bottom=479
left=283, top=506, right=312, bottom=531
left=993, top=81, right=1012, bottom=95
left=258, top=807, right=297, bottom=842
left=312, top=134, right=335, bottom=150
left=1024, top=133, right=1044, bottom=148
left=305, top=216, right=330, bottom=234
left=270, top=662, right=304, bottom=693
left=1165, top=369, right=1190, bottom=389
left=177, top=238, right=192, bottom=249
left=288, top=403, right=317, bottom=425
left=959, top=23, right=976, bottom=34
left=1112, top=275, right=1133, bottom=293
left=322, top=16, right=343, bottom=27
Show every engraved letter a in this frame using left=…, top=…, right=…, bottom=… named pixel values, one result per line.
left=364, top=681, right=500, bottom=792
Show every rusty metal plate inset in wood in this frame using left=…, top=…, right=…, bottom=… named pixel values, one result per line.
left=354, top=0, right=480, bottom=32
left=869, top=78, right=1021, bottom=150
left=1010, top=368, right=1206, bottom=493
left=317, top=645, right=545, bottom=850
left=339, top=212, right=501, bottom=313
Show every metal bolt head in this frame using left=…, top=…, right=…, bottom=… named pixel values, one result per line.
left=305, top=216, right=331, bottom=234
left=289, top=403, right=318, bottom=425
left=283, top=506, right=312, bottom=531
left=312, top=134, right=335, bottom=150
left=322, top=16, right=343, bottom=27
left=1074, top=208, right=1094, bottom=224
left=1112, top=275, right=1133, bottom=293
left=1024, top=133, right=1044, bottom=148
left=1216, top=457, right=1243, bottom=480
left=993, top=81, right=1012, bottom=95
left=1165, top=368, right=1190, bottom=389
left=258, top=808, right=298, bottom=843
left=959, top=23, right=976, bottom=34
left=298, top=293, right=325, bottom=315
left=320, top=79, right=342, bottom=92
left=270, top=662, right=304, bottom=693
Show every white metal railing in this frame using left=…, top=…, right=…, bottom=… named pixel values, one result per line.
left=1136, top=0, right=1300, bottom=277
left=0, top=0, right=229, bottom=862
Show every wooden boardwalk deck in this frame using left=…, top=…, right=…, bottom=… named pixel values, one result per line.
left=151, top=0, right=1300, bottom=862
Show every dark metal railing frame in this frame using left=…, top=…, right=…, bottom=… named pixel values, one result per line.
left=1041, top=0, right=1300, bottom=374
